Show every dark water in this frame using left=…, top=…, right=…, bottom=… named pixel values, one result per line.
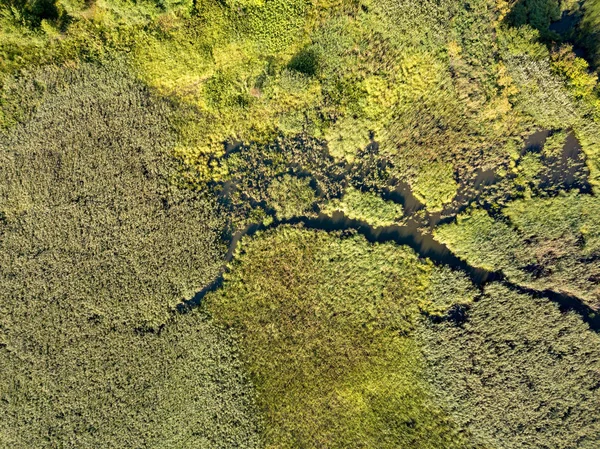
left=523, top=129, right=591, bottom=192
left=385, top=182, right=424, bottom=215
left=524, top=129, right=551, bottom=153
left=545, top=131, right=592, bottom=192
left=177, top=211, right=600, bottom=331
left=549, top=9, right=587, bottom=59
left=549, top=9, right=582, bottom=35
left=178, top=131, right=599, bottom=331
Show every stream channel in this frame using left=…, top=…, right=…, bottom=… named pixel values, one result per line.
left=178, top=213, right=600, bottom=332
left=178, top=130, right=599, bottom=331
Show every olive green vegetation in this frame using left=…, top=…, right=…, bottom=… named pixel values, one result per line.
left=412, top=162, right=458, bottom=212
left=0, top=64, right=261, bottom=448
left=204, top=226, right=477, bottom=449
left=321, top=186, right=403, bottom=227
left=266, top=174, right=316, bottom=220
left=435, top=192, right=600, bottom=308
left=2, top=0, right=600, bottom=204
left=421, top=283, right=600, bottom=449
left=0, top=63, right=225, bottom=327
left=1, top=312, right=261, bottom=449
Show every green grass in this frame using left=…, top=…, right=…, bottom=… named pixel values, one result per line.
left=204, top=226, right=475, bottom=449
left=0, top=63, right=262, bottom=448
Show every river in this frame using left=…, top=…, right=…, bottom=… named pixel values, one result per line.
left=177, top=210, right=600, bottom=331
left=177, top=131, right=599, bottom=331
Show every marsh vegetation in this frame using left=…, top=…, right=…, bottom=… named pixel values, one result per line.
left=2, top=0, right=600, bottom=447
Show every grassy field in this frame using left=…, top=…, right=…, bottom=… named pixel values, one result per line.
left=422, top=283, right=600, bottom=449
left=0, top=64, right=260, bottom=448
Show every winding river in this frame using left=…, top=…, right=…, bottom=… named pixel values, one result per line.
left=177, top=131, right=599, bottom=331
left=177, top=210, right=600, bottom=332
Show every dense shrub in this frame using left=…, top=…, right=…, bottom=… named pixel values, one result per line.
left=266, top=174, right=316, bottom=220
left=434, top=209, right=533, bottom=274
left=506, top=0, right=561, bottom=39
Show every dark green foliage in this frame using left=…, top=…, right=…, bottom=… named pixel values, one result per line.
left=421, top=283, right=600, bottom=449
left=506, top=0, right=561, bottom=38
left=0, top=64, right=262, bottom=448
left=3, top=0, right=68, bottom=28
left=581, top=0, right=600, bottom=67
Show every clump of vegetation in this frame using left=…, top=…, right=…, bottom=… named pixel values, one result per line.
left=514, top=151, right=545, bottom=189
left=435, top=192, right=600, bottom=308
left=204, top=226, right=474, bottom=449
left=266, top=174, right=316, bottom=220
left=434, top=209, right=532, bottom=274
left=542, top=129, right=568, bottom=158
left=412, top=161, right=458, bottom=212
left=421, top=283, right=600, bottom=449
left=505, top=0, right=562, bottom=39
left=424, top=266, right=479, bottom=316
left=0, top=64, right=263, bottom=448
left=321, top=186, right=404, bottom=227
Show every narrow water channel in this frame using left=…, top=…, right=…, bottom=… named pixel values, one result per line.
left=178, top=131, right=599, bottom=330
left=177, top=211, right=600, bottom=332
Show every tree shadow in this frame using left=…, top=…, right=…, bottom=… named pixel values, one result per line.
left=288, top=46, right=321, bottom=77
left=504, top=0, right=563, bottom=39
